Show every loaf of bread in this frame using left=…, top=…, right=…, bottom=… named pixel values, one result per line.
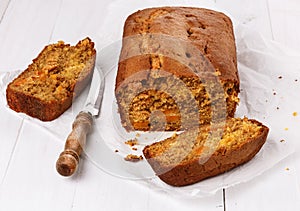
left=143, top=117, right=269, bottom=186
left=6, top=38, right=96, bottom=121
left=115, top=7, right=239, bottom=131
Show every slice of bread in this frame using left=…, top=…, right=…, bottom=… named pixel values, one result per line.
left=6, top=38, right=96, bottom=121
left=143, top=117, right=269, bottom=186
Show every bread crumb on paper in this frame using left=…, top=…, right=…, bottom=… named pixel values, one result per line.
left=132, top=147, right=138, bottom=151
left=280, top=139, right=285, bottom=143
left=285, top=167, right=290, bottom=171
left=125, top=138, right=139, bottom=147
left=293, top=112, right=298, bottom=117
left=115, top=149, right=119, bottom=153
left=124, top=154, right=143, bottom=162
left=278, top=76, right=282, bottom=79
left=284, top=127, right=289, bottom=131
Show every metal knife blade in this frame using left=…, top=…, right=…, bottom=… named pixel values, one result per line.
left=82, top=67, right=105, bottom=117
left=56, top=66, right=105, bottom=177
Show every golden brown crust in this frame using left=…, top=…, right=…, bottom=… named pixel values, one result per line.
left=116, top=7, right=239, bottom=88
left=143, top=119, right=269, bottom=186
left=6, top=38, right=96, bottom=121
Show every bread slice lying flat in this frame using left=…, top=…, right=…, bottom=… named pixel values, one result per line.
left=6, top=38, right=96, bottom=121
left=143, top=117, right=269, bottom=186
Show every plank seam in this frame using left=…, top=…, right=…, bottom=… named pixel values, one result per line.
left=70, top=164, right=84, bottom=211
left=0, top=118, right=24, bottom=187
left=223, top=188, right=226, bottom=211
left=266, top=0, right=275, bottom=40
left=0, top=0, right=12, bottom=25
left=48, top=0, right=64, bottom=42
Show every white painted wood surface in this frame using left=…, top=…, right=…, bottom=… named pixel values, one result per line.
left=0, top=0, right=10, bottom=23
left=217, top=0, right=300, bottom=210
left=268, top=0, right=300, bottom=50
left=0, top=0, right=299, bottom=210
left=0, top=107, right=23, bottom=182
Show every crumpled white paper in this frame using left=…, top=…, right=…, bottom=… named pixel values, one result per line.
left=0, top=0, right=298, bottom=198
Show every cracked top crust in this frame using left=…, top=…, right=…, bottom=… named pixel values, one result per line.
left=116, top=7, right=238, bottom=89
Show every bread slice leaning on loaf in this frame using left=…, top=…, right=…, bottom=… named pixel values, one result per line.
left=143, top=118, right=269, bottom=186
left=6, top=38, right=96, bottom=121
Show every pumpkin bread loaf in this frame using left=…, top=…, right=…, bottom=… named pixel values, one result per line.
left=115, top=7, right=239, bottom=131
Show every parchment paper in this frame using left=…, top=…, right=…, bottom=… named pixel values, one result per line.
left=0, top=0, right=298, bottom=198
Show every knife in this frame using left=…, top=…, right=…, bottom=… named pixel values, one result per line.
left=56, top=66, right=104, bottom=176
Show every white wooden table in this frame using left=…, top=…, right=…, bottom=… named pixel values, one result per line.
left=0, top=0, right=300, bottom=210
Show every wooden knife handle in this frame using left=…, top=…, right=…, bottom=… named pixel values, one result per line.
left=56, top=112, right=93, bottom=176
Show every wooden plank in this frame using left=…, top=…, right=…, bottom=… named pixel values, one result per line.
left=215, top=0, right=273, bottom=39
left=49, top=0, right=113, bottom=44
left=268, top=0, right=300, bottom=50
left=267, top=1, right=300, bottom=209
left=219, top=0, right=300, bottom=210
left=70, top=160, right=225, bottom=211
left=225, top=157, right=300, bottom=211
left=0, top=121, right=77, bottom=210
left=0, top=0, right=63, bottom=70
left=0, top=106, right=23, bottom=182
left=0, top=0, right=10, bottom=23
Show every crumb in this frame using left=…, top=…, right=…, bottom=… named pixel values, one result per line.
left=293, top=112, right=298, bottom=117
left=295, top=79, right=298, bottom=82
left=273, top=92, right=276, bottom=95
left=265, top=100, right=268, bottom=102
left=115, top=149, right=119, bottom=153
left=280, top=139, right=285, bottom=143
left=284, top=127, right=289, bottom=131
left=132, top=147, right=138, bottom=151
left=285, top=167, right=290, bottom=171
left=124, top=154, right=143, bottom=162
left=278, top=76, right=282, bottom=79
left=276, top=107, right=279, bottom=110
left=125, top=138, right=139, bottom=147
left=135, top=133, right=141, bottom=137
